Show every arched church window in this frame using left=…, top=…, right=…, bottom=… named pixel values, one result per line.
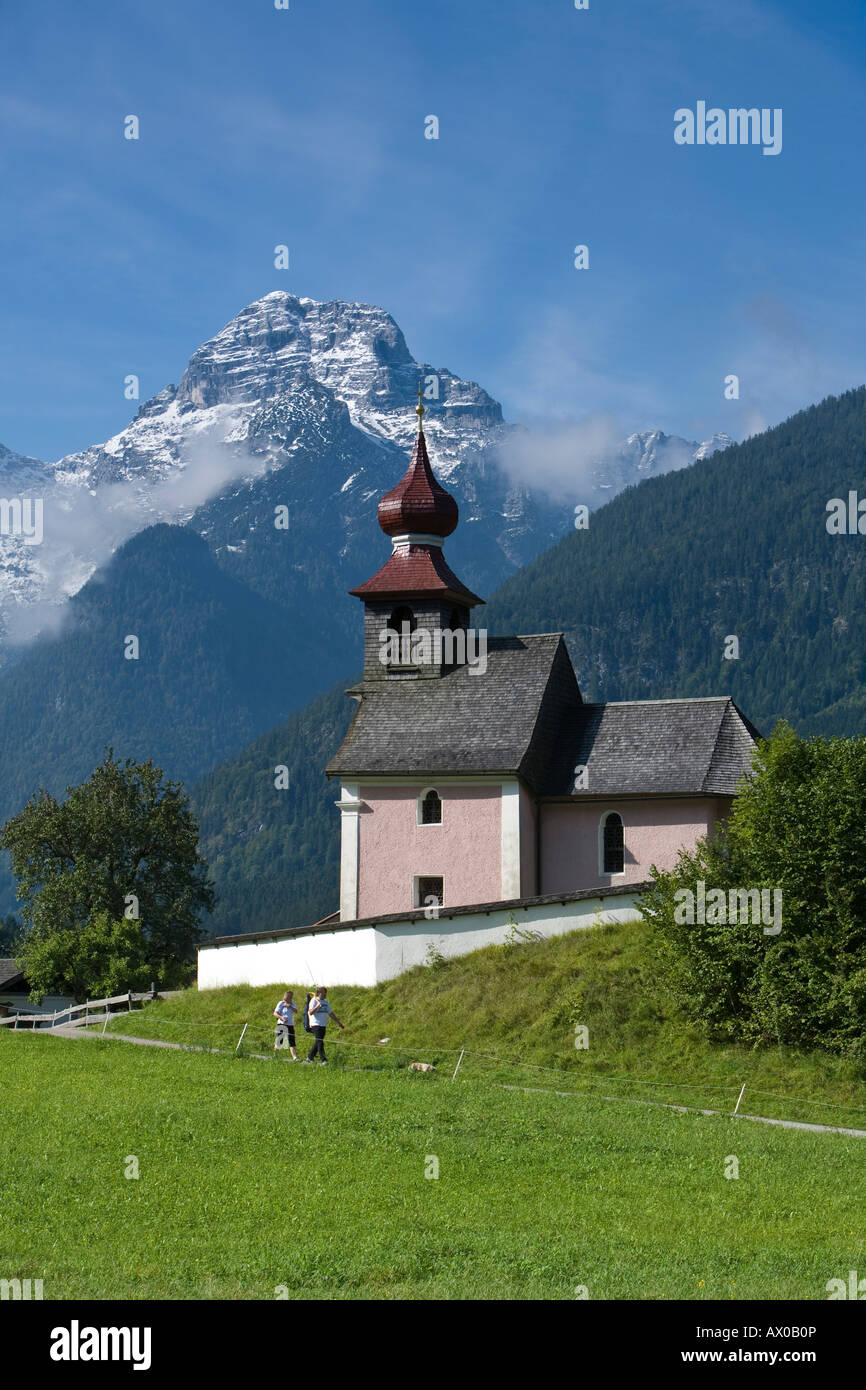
left=388, top=605, right=416, bottom=635
left=419, top=788, right=442, bottom=825
left=385, top=605, right=417, bottom=668
left=601, top=812, right=624, bottom=875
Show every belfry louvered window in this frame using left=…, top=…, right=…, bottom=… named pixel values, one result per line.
left=388, top=605, right=416, bottom=634
left=386, top=606, right=416, bottom=667
left=602, top=812, right=624, bottom=874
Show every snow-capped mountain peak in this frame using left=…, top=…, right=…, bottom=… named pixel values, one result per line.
left=0, top=292, right=734, bottom=651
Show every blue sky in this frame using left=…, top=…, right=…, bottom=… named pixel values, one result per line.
left=2, top=0, right=866, bottom=460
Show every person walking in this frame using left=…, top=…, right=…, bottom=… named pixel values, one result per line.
left=273, top=989, right=298, bottom=1060
left=303, top=986, right=344, bottom=1064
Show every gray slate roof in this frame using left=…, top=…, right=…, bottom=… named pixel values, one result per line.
left=0, top=958, right=26, bottom=991
left=326, top=635, right=759, bottom=799
left=327, top=634, right=580, bottom=794
left=551, top=697, right=760, bottom=798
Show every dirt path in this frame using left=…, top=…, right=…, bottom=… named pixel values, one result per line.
left=48, top=1024, right=271, bottom=1060
left=502, top=1083, right=866, bottom=1139
left=51, top=1024, right=217, bottom=1050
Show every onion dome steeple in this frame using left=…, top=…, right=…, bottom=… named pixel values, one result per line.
left=349, top=388, right=484, bottom=681
left=376, top=388, right=459, bottom=540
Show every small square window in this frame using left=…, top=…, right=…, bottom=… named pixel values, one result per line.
left=416, top=876, right=443, bottom=909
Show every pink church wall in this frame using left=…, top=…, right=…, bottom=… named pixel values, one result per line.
left=357, top=784, right=502, bottom=918
left=540, top=797, right=733, bottom=894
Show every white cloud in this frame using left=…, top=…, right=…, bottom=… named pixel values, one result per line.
left=497, top=414, right=625, bottom=501
left=0, top=422, right=270, bottom=647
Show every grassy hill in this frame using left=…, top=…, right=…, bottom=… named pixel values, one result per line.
left=107, top=922, right=866, bottom=1128
left=3, top=921, right=864, bottom=1300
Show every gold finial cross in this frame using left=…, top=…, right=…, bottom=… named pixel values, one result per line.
left=416, top=382, right=426, bottom=427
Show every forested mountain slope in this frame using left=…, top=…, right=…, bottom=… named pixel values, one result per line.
left=488, top=387, right=866, bottom=738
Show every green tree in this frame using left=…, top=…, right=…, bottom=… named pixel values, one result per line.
left=641, top=722, right=866, bottom=1055
left=0, top=914, right=20, bottom=953
left=20, top=911, right=152, bottom=1002
left=3, top=751, right=214, bottom=994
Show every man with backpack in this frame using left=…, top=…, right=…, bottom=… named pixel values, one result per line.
left=303, top=986, right=345, bottom=1064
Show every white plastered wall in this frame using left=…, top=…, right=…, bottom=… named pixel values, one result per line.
left=500, top=779, right=521, bottom=900
left=198, top=893, right=644, bottom=990
left=336, top=781, right=361, bottom=921
left=373, top=894, right=643, bottom=982
left=197, top=926, right=378, bottom=990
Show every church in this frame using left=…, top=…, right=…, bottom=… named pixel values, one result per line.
left=198, top=398, right=759, bottom=989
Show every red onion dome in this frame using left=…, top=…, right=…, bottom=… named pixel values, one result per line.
left=377, top=430, right=459, bottom=539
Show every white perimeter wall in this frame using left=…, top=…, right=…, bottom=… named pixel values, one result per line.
left=197, top=893, right=643, bottom=991
left=198, top=927, right=379, bottom=990
left=375, top=895, right=642, bottom=980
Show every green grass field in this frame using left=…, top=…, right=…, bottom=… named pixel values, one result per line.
left=3, top=923, right=864, bottom=1300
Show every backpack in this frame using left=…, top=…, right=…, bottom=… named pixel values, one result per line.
left=303, top=992, right=314, bottom=1034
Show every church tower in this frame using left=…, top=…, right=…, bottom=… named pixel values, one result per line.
left=350, top=389, right=484, bottom=681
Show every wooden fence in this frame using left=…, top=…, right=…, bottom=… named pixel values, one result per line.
left=0, top=989, right=167, bottom=1030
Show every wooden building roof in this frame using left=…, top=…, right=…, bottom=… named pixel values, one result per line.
left=327, top=635, right=759, bottom=797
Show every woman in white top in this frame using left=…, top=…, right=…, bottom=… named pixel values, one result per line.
left=273, top=989, right=298, bottom=1060
left=303, top=986, right=345, bottom=1064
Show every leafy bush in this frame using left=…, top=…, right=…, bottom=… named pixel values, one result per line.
left=20, top=910, right=152, bottom=1002
left=641, top=723, right=866, bottom=1056
left=424, top=940, right=446, bottom=969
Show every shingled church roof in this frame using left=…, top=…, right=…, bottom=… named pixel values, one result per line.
left=326, top=636, right=759, bottom=799
left=547, top=697, right=760, bottom=798
left=349, top=419, right=483, bottom=607
left=376, top=428, right=459, bottom=539
left=348, top=541, right=482, bottom=606
left=327, top=634, right=580, bottom=793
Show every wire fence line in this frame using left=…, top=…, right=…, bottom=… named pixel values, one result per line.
left=499, top=1083, right=866, bottom=1139
left=91, top=1012, right=866, bottom=1123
